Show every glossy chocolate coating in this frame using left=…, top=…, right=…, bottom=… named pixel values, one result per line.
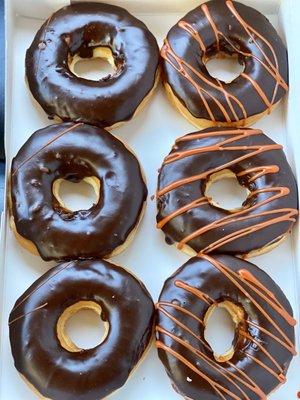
left=156, top=127, right=298, bottom=255
left=162, top=0, right=288, bottom=123
left=9, top=259, right=155, bottom=400
left=156, top=255, right=296, bottom=400
left=25, top=2, right=159, bottom=128
left=10, top=122, right=147, bottom=261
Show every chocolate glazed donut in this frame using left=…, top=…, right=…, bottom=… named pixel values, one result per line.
left=25, top=2, right=159, bottom=128
left=156, top=254, right=296, bottom=400
left=9, top=259, right=155, bottom=400
left=10, top=122, right=147, bottom=261
left=156, top=127, right=298, bottom=257
left=161, top=0, right=288, bottom=128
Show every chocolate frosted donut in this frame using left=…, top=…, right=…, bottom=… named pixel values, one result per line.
left=161, top=0, right=288, bottom=128
left=156, top=254, right=296, bottom=400
left=26, top=2, right=159, bottom=128
left=9, top=259, right=155, bottom=400
left=156, top=127, right=298, bottom=257
left=10, top=122, right=147, bottom=261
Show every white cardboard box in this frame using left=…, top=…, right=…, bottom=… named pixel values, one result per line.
left=1, top=0, right=300, bottom=399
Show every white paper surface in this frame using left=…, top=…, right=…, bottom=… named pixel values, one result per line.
left=1, top=1, right=300, bottom=399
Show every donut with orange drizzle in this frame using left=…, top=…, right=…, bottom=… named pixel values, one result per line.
left=156, top=254, right=296, bottom=400
left=156, top=127, right=298, bottom=257
left=161, top=0, right=289, bottom=128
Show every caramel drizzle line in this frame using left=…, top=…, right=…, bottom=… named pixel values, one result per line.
left=175, top=280, right=213, bottom=305
left=236, top=165, right=279, bottom=182
left=217, top=31, right=287, bottom=92
left=162, top=39, right=247, bottom=122
left=157, top=306, right=209, bottom=350
left=240, top=331, right=283, bottom=374
left=226, top=0, right=288, bottom=105
left=157, top=325, right=270, bottom=399
left=175, top=129, right=258, bottom=143
left=240, top=73, right=272, bottom=109
left=227, top=361, right=268, bottom=399
left=201, top=4, right=220, bottom=51
left=240, top=350, right=286, bottom=383
left=162, top=40, right=229, bottom=122
left=174, top=187, right=292, bottom=249
left=157, top=143, right=282, bottom=197
left=12, top=261, right=73, bottom=312
left=171, top=1, right=288, bottom=120
left=200, top=254, right=296, bottom=352
left=157, top=197, right=208, bottom=229
left=178, top=21, right=206, bottom=52
left=238, top=269, right=283, bottom=310
left=157, top=301, right=204, bottom=325
left=12, top=123, right=83, bottom=175
left=157, top=340, right=237, bottom=400
left=197, top=207, right=297, bottom=254
left=157, top=257, right=294, bottom=396
left=248, top=320, right=296, bottom=355
left=9, top=302, right=48, bottom=325
left=164, top=129, right=263, bottom=164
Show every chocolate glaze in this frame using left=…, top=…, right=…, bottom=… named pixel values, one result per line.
left=156, top=254, right=296, bottom=400
left=25, top=2, right=159, bottom=128
left=161, top=0, right=288, bottom=123
left=10, top=122, right=147, bottom=261
left=9, top=259, right=155, bottom=400
left=156, top=127, right=298, bottom=256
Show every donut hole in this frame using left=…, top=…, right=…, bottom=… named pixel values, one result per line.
left=69, top=47, right=117, bottom=81
left=57, top=301, right=109, bottom=352
left=204, top=52, right=245, bottom=83
left=53, top=176, right=100, bottom=212
left=204, top=301, right=244, bottom=362
left=205, top=169, right=250, bottom=212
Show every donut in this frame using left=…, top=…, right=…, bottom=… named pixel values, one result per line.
left=9, top=259, right=155, bottom=400
left=9, top=122, right=147, bottom=261
left=161, top=0, right=288, bottom=128
left=156, top=254, right=296, bottom=400
left=25, top=2, right=159, bottom=128
left=156, top=127, right=298, bottom=257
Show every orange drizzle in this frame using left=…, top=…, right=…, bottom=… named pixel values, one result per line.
left=201, top=3, right=220, bottom=51
left=157, top=326, right=251, bottom=400
left=200, top=254, right=296, bottom=353
left=157, top=137, right=282, bottom=196
left=157, top=301, right=204, bottom=325
left=226, top=0, right=288, bottom=101
left=12, top=262, right=73, bottom=311
left=157, top=340, right=239, bottom=400
left=247, top=320, right=296, bottom=355
left=175, top=280, right=213, bottom=305
left=240, top=331, right=283, bottom=373
left=157, top=197, right=208, bottom=229
left=178, top=20, right=206, bottom=52
left=157, top=305, right=209, bottom=349
left=241, top=73, right=272, bottom=111
left=236, top=165, right=279, bottom=182
left=175, top=129, right=258, bottom=143
left=12, top=123, right=83, bottom=175
left=157, top=255, right=296, bottom=398
left=241, top=350, right=286, bottom=383
left=238, top=269, right=282, bottom=308
left=157, top=129, right=297, bottom=254
left=164, top=129, right=263, bottom=164
left=161, top=39, right=247, bottom=122
left=163, top=1, right=288, bottom=123
left=9, top=302, right=48, bottom=325
left=196, top=208, right=297, bottom=254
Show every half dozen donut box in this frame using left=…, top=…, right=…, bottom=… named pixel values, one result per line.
left=1, top=0, right=300, bottom=399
